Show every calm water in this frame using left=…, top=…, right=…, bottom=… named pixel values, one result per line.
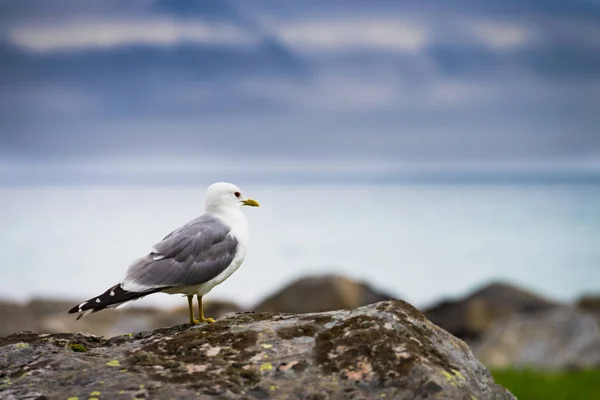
left=0, top=183, right=599, bottom=309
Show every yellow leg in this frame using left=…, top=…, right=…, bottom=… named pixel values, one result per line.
left=188, top=295, right=200, bottom=325
left=197, top=295, right=215, bottom=323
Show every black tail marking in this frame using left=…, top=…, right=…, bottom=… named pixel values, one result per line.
left=68, top=284, right=164, bottom=319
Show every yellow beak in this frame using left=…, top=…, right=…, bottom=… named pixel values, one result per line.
left=242, top=199, right=260, bottom=207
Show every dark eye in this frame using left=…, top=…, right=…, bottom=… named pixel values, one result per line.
left=234, top=192, right=241, bottom=198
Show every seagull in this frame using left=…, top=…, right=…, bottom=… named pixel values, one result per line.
left=68, top=182, right=259, bottom=325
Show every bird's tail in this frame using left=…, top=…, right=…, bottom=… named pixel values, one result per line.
left=67, top=284, right=163, bottom=320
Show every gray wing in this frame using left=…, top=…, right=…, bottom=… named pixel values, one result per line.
left=122, top=214, right=238, bottom=290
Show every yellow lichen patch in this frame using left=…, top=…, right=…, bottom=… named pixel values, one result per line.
left=89, top=391, right=101, bottom=396
left=105, top=359, right=120, bottom=367
left=451, top=369, right=466, bottom=381
left=441, top=370, right=458, bottom=387
left=471, top=396, right=478, bottom=400
left=67, top=397, right=79, bottom=400
left=259, top=362, right=273, bottom=371
left=15, top=342, right=29, bottom=349
left=261, top=344, right=273, bottom=349
left=270, top=385, right=278, bottom=391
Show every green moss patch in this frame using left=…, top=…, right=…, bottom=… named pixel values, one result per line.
left=68, top=343, right=87, bottom=353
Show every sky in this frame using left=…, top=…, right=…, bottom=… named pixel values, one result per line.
left=1, top=0, right=600, bottom=184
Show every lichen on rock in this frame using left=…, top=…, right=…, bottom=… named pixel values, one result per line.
left=0, top=300, right=515, bottom=399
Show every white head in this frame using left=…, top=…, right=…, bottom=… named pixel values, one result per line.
left=204, top=182, right=260, bottom=213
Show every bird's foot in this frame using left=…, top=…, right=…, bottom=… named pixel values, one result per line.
left=189, top=317, right=215, bottom=325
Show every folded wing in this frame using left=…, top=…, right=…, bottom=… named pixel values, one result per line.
left=122, top=214, right=239, bottom=291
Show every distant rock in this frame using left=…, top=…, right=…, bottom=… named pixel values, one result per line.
left=25, top=298, right=77, bottom=318
left=255, top=274, right=396, bottom=314
left=0, top=300, right=36, bottom=337
left=577, top=295, right=600, bottom=317
left=473, top=306, right=600, bottom=370
left=0, top=298, right=76, bottom=337
left=0, top=300, right=515, bottom=399
left=423, top=282, right=559, bottom=342
left=0, top=297, right=241, bottom=338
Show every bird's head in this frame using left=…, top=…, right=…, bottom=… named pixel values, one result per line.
left=205, top=182, right=260, bottom=212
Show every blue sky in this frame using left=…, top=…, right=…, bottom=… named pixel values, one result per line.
left=1, top=0, right=599, bottom=184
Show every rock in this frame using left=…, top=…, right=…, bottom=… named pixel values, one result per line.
left=473, top=306, right=600, bottom=370
left=424, top=281, right=559, bottom=342
left=577, top=295, right=600, bottom=317
left=0, top=300, right=35, bottom=337
left=255, top=274, right=395, bottom=313
left=150, top=300, right=242, bottom=331
left=0, top=298, right=81, bottom=337
left=25, top=298, right=77, bottom=320
left=0, top=300, right=514, bottom=400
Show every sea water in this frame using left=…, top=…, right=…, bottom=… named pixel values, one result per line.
left=0, top=183, right=598, bottom=309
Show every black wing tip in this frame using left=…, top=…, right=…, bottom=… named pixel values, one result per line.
left=67, top=284, right=165, bottom=317
left=67, top=283, right=121, bottom=316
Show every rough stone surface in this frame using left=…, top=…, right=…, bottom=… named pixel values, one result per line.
left=255, top=274, right=395, bottom=314
left=473, top=306, right=600, bottom=370
left=0, top=300, right=514, bottom=400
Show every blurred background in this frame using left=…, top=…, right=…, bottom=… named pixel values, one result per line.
left=1, top=1, right=600, bottom=396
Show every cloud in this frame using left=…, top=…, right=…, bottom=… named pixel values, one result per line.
left=0, top=0, right=599, bottom=184
left=273, top=18, right=428, bottom=53
left=466, top=20, right=536, bottom=50
left=7, top=17, right=256, bottom=52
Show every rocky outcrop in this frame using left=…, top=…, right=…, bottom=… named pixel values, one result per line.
left=577, top=295, right=600, bottom=317
left=0, top=300, right=514, bottom=399
left=424, top=282, right=559, bottom=342
left=473, top=306, right=600, bottom=370
left=0, top=300, right=39, bottom=337
left=255, top=274, right=395, bottom=314
left=0, top=298, right=241, bottom=338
